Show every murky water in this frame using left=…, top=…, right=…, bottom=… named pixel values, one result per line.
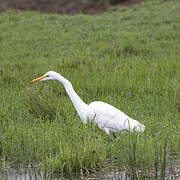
left=0, top=168, right=130, bottom=180
left=0, top=164, right=179, bottom=180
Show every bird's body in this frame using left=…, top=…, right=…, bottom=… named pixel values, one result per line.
left=88, top=101, right=144, bottom=134
left=32, top=71, right=145, bottom=135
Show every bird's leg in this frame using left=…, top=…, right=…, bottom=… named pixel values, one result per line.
left=112, top=132, right=117, bottom=138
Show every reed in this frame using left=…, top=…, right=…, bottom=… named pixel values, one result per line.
left=0, top=0, right=180, bottom=178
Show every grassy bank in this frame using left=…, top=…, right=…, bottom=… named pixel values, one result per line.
left=0, top=0, right=180, bottom=178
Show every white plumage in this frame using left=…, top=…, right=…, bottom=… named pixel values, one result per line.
left=32, top=71, right=145, bottom=135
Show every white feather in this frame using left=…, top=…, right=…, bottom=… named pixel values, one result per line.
left=32, top=71, right=145, bottom=135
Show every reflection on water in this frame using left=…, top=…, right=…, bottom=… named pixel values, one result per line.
left=0, top=166, right=59, bottom=180
left=0, top=164, right=179, bottom=180
left=0, top=167, right=130, bottom=180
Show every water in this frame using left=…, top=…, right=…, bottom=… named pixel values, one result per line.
left=0, top=167, right=130, bottom=180
left=0, top=163, right=179, bottom=180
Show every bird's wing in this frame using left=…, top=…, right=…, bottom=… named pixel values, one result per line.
left=94, top=112, right=130, bottom=134
left=89, top=101, right=144, bottom=134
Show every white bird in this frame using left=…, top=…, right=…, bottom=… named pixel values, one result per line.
left=31, top=71, right=145, bottom=135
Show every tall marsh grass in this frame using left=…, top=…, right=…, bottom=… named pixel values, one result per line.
left=0, top=0, right=180, bottom=178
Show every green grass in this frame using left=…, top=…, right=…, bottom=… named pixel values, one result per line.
left=0, top=0, right=180, bottom=178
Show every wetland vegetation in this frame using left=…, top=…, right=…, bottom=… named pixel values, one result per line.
left=0, top=0, right=180, bottom=179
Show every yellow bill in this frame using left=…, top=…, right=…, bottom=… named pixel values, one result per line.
left=31, top=75, right=47, bottom=82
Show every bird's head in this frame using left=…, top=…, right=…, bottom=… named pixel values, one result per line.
left=31, top=71, right=59, bottom=82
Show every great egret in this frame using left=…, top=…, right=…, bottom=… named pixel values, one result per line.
left=31, top=71, right=145, bottom=135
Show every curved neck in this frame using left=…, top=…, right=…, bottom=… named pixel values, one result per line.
left=56, top=74, right=89, bottom=123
